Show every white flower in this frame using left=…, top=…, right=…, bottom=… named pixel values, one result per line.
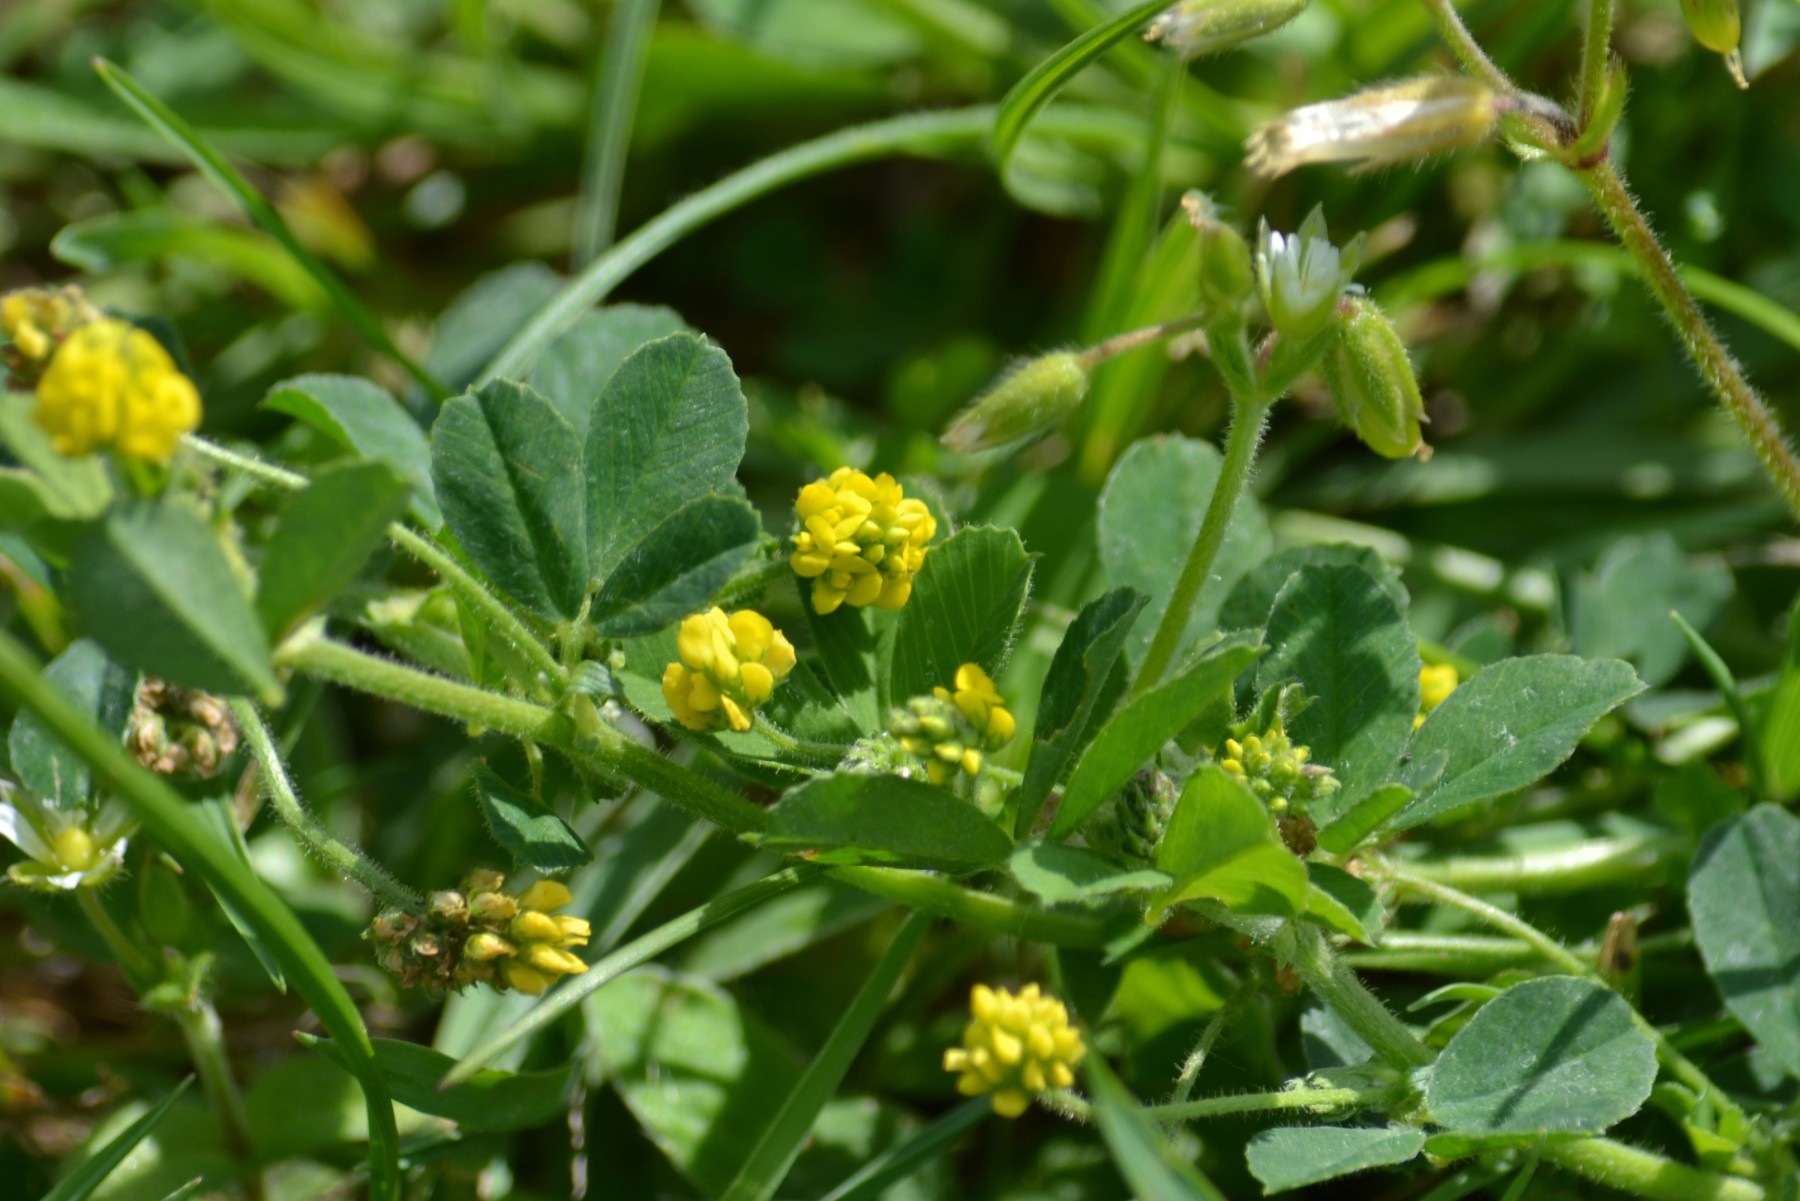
left=0, top=778, right=132, bottom=891
left=1254, top=207, right=1365, bottom=342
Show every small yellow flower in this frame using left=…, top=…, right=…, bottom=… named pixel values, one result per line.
left=939, top=663, right=1016, bottom=749
left=890, top=663, right=1017, bottom=787
left=943, top=983, right=1086, bottom=1118
left=790, top=468, right=937, bottom=614
left=661, top=607, right=797, bottom=733
left=33, top=318, right=201, bottom=462
left=499, top=879, right=592, bottom=996
left=2, top=286, right=98, bottom=367
left=1416, top=663, right=1459, bottom=729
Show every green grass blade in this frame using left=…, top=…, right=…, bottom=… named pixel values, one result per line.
left=573, top=0, right=660, bottom=266
left=89, top=58, right=449, bottom=401
left=0, top=631, right=403, bottom=1201
left=1087, top=1054, right=1230, bottom=1201
left=989, top=0, right=1170, bottom=179
left=719, top=910, right=931, bottom=1201
left=1669, top=610, right=1766, bottom=800
left=43, top=1077, right=192, bottom=1201
left=441, top=864, right=820, bottom=1087
left=819, top=1097, right=989, bottom=1201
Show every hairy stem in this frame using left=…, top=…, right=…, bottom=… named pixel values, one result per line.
left=1416, top=0, right=1514, bottom=92
left=1168, top=981, right=1247, bottom=1107
left=231, top=700, right=421, bottom=909
left=1576, top=0, right=1616, bottom=128
left=1578, top=160, right=1800, bottom=519
left=1285, top=922, right=1435, bottom=1070
left=1542, top=1138, right=1764, bottom=1201
left=1394, top=827, right=1686, bottom=896
left=1143, top=1081, right=1398, bottom=1123
left=1132, top=393, right=1272, bottom=695
left=174, top=999, right=264, bottom=1201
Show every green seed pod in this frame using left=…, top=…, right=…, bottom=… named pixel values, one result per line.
left=1182, top=192, right=1255, bottom=315
left=941, top=351, right=1090, bottom=453
left=1320, top=296, right=1429, bottom=460
left=1146, top=0, right=1310, bottom=60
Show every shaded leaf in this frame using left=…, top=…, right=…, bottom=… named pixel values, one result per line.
left=474, top=766, right=592, bottom=873
left=1397, top=656, right=1643, bottom=829
left=1314, top=780, right=1423, bottom=856
left=431, top=379, right=588, bottom=618
left=1571, top=534, right=1732, bottom=688
left=587, top=333, right=747, bottom=578
left=1688, top=805, right=1800, bottom=1078
left=1015, top=587, right=1145, bottom=837
left=1256, top=563, right=1419, bottom=819
left=1246, top=1125, right=1426, bottom=1194
left=265, top=374, right=440, bottom=528
left=530, top=304, right=694, bottom=438
left=1153, top=765, right=1306, bottom=918
left=0, top=393, right=113, bottom=521
left=1306, top=863, right=1385, bottom=945
left=1099, top=436, right=1271, bottom=670
left=8, top=639, right=134, bottom=809
left=1425, top=976, right=1657, bottom=1134
left=590, top=495, right=760, bottom=637
left=256, top=461, right=410, bottom=640
left=1052, top=632, right=1263, bottom=839
left=66, top=499, right=278, bottom=701
left=885, top=526, right=1033, bottom=708
left=1220, top=543, right=1408, bottom=633
left=1087, top=1053, right=1229, bottom=1201
left=306, top=1035, right=572, bottom=1134
left=1008, top=842, right=1168, bottom=905
left=763, top=772, right=1011, bottom=873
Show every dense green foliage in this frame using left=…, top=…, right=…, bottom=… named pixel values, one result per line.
left=1, top=2, right=1799, bottom=1200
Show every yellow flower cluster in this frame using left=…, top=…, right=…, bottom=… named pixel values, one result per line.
left=1416, top=663, right=1459, bottom=729
left=943, top=983, right=1086, bottom=1118
left=892, top=663, right=1018, bottom=786
left=790, top=468, right=937, bottom=614
left=470, top=879, right=593, bottom=996
left=31, top=318, right=202, bottom=462
left=1220, top=720, right=1337, bottom=816
left=2, top=287, right=95, bottom=365
left=662, top=607, right=796, bottom=733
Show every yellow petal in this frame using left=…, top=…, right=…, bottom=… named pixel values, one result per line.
left=517, top=879, right=573, bottom=912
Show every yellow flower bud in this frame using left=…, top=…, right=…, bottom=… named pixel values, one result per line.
left=662, top=607, right=796, bottom=733
left=1246, top=76, right=1496, bottom=179
left=1416, top=663, right=1459, bottom=729
left=790, top=468, right=937, bottom=614
left=2, top=286, right=99, bottom=372
left=942, top=984, right=1085, bottom=1118
left=32, top=318, right=201, bottom=462
left=517, top=879, right=574, bottom=913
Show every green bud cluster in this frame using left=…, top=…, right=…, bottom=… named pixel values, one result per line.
left=1145, top=0, right=1309, bottom=60
left=128, top=679, right=240, bottom=780
left=1086, top=769, right=1181, bottom=866
left=1219, top=721, right=1339, bottom=817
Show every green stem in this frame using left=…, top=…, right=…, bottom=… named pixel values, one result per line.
left=1037, top=1089, right=1093, bottom=1123
left=230, top=700, right=421, bottom=909
left=1577, top=160, right=1800, bottom=520
left=830, top=865, right=1107, bottom=948
left=1416, top=0, right=1515, bottom=93
left=275, top=629, right=770, bottom=835
left=387, top=525, right=565, bottom=690
left=572, top=0, right=659, bottom=266
left=181, top=437, right=569, bottom=692
left=753, top=720, right=846, bottom=768
left=1394, top=828, right=1684, bottom=897
left=1168, top=981, right=1246, bottom=1107
left=78, top=887, right=155, bottom=981
left=1143, top=1082, right=1397, bottom=1123
left=1132, top=392, right=1272, bottom=695
left=1575, top=0, right=1615, bottom=128
left=1285, top=921, right=1435, bottom=1070
left=1542, top=1138, right=1764, bottom=1201
left=174, top=999, right=264, bottom=1201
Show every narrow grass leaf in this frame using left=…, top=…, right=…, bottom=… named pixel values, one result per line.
left=91, top=58, right=446, bottom=399
left=1087, top=1053, right=1230, bottom=1201
left=43, top=1077, right=192, bottom=1201
left=718, top=911, right=929, bottom=1201
left=305, top=1035, right=572, bottom=1134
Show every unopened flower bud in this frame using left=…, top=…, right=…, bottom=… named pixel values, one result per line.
left=1182, top=192, right=1255, bottom=315
left=942, top=351, right=1090, bottom=454
left=1146, top=0, right=1309, bottom=59
left=1678, top=0, right=1746, bottom=87
left=469, top=890, right=518, bottom=924
left=465, top=932, right=514, bottom=962
left=428, top=890, right=469, bottom=924
left=1246, top=76, right=1496, bottom=179
left=463, top=868, right=506, bottom=893
left=1321, top=296, right=1429, bottom=460
left=1255, top=208, right=1364, bottom=343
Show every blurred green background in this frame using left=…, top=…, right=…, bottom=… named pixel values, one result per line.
left=2, top=1, right=1799, bottom=1197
